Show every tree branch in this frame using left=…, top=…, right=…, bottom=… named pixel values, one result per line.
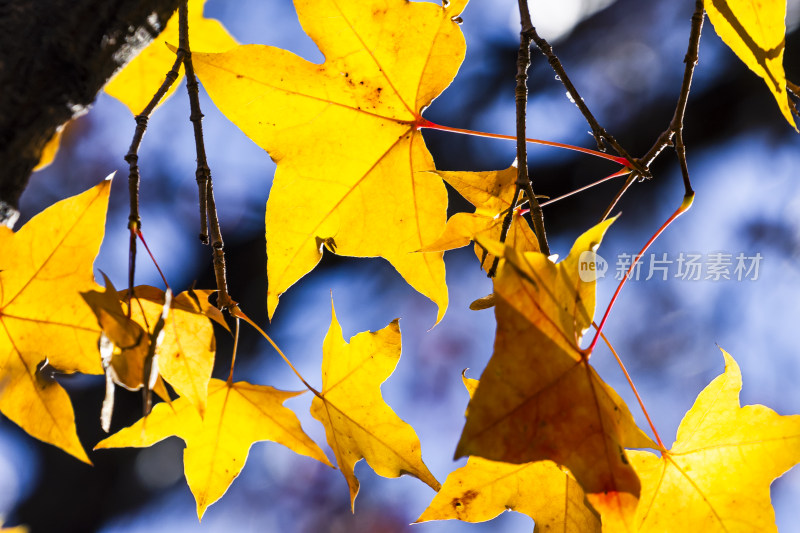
left=641, top=0, right=704, bottom=196
left=0, top=0, right=181, bottom=226
left=528, top=26, right=646, bottom=178
left=178, top=0, right=234, bottom=310
left=602, top=0, right=704, bottom=220
left=488, top=0, right=550, bottom=277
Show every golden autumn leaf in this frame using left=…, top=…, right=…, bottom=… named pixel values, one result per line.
left=417, top=373, right=600, bottom=532
left=117, top=286, right=227, bottom=417
left=705, top=0, right=797, bottom=129
left=456, top=220, right=655, bottom=513
left=310, top=300, right=440, bottom=509
left=105, top=0, right=237, bottom=114
left=82, top=276, right=171, bottom=430
left=192, top=0, right=470, bottom=323
left=0, top=181, right=111, bottom=462
left=96, top=378, right=331, bottom=519
left=418, top=458, right=600, bottom=531
left=420, top=164, right=540, bottom=270
left=82, top=275, right=151, bottom=390
left=602, top=349, right=800, bottom=533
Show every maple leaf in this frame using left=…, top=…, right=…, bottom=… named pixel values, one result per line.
left=105, top=0, right=237, bottom=114
left=419, top=164, right=540, bottom=270
left=118, top=286, right=228, bottom=417
left=419, top=457, right=600, bottom=531
left=705, top=0, right=797, bottom=129
left=96, top=378, right=331, bottom=519
left=417, top=374, right=600, bottom=531
left=82, top=276, right=153, bottom=391
left=82, top=276, right=171, bottom=429
left=192, top=0, right=470, bottom=323
left=456, top=220, right=655, bottom=512
left=599, top=349, right=800, bottom=533
left=84, top=281, right=226, bottom=425
left=0, top=181, right=110, bottom=462
left=310, top=300, right=440, bottom=509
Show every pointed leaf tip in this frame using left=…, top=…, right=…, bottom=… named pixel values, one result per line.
left=97, top=379, right=330, bottom=515
left=459, top=220, right=652, bottom=507
left=614, top=349, right=800, bottom=531
left=312, top=304, right=438, bottom=508
left=0, top=181, right=110, bottom=462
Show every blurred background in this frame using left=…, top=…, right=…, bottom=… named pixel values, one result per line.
left=3, top=0, right=800, bottom=531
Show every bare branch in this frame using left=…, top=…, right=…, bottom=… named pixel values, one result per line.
left=488, top=0, right=550, bottom=277
left=179, top=0, right=234, bottom=310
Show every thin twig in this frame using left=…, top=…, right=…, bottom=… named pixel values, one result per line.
left=539, top=168, right=630, bottom=208
left=641, top=0, right=703, bottom=196
left=599, top=173, right=636, bottom=222
left=178, top=1, right=209, bottom=245
left=205, top=178, right=234, bottom=308
left=601, top=0, right=704, bottom=220
left=124, top=50, right=184, bottom=310
left=488, top=187, right=522, bottom=278
left=528, top=28, right=646, bottom=178
left=488, top=0, right=550, bottom=277
left=178, top=0, right=235, bottom=309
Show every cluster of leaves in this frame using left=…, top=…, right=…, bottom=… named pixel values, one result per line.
left=2, top=0, right=799, bottom=531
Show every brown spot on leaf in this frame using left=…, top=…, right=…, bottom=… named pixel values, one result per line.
left=452, top=489, right=479, bottom=509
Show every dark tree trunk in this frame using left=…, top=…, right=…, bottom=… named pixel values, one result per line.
left=0, top=0, right=181, bottom=226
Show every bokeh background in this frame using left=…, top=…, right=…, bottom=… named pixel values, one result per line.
left=3, top=0, right=800, bottom=531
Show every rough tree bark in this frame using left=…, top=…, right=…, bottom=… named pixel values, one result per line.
left=0, top=0, right=181, bottom=227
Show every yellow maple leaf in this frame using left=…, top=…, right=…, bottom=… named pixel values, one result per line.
left=81, top=276, right=171, bottom=427
left=83, top=281, right=225, bottom=420
left=603, top=349, right=800, bottom=533
left=0, top=181, right=110, bottom=462
left=705, top=0, right=797, bottom=129
left=82, top=275, right=151, bottom=390
left=192, top=0, right=470, bottom=323
left=95, top=378, right=331, bottom=519
left=417, top=374, right=600, bottom=531
left=418, top=458, right=600, bottom=531
left=105, top=0, right=237, bottom=114
left=420, top=164, right=540, bottom=270
left=310, top=300, right=440, bottom=509
left=120, top=286, right=227, bottom=417
left=456, top=220, right=655, bottom=514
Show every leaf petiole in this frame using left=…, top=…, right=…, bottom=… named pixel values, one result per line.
left=230, top=306, right=320, bottom=397
left=417, top=118, right=631, bottom=166
left=585, top=192, right=695, bottom=357
left=539, top=168, right=631, bottom=207
left=135, top=229, right=170, bottom=290
left=597, top=330, right=666, bottom=450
